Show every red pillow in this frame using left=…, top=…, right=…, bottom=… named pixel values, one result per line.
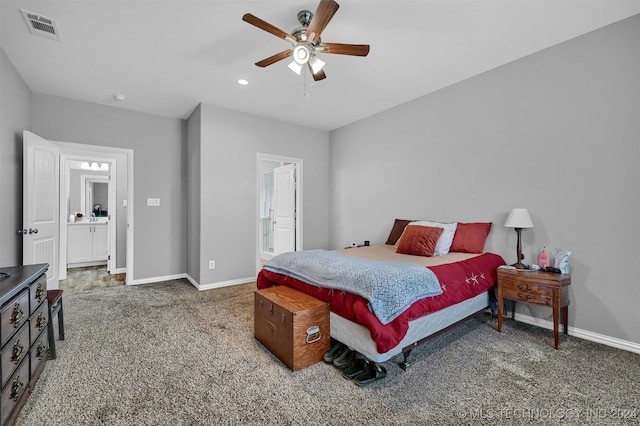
left=396, top=225, right=443, bottom=257
left=450, top=222, right=492, bottom=253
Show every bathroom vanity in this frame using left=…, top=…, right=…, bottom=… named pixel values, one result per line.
left=67, top=220, right=109, bottom=267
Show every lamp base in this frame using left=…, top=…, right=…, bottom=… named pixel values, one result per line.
left=511, top=262, right=530, bottom=270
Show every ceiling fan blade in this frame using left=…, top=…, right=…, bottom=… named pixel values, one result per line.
left=305, top=0, right=340, bottom=43
left=317, top=42, right=370, bottom=57
left=242, top=13, right=294, bottom=42
left=255, top=50, right=293, bottom=67
left=307, top=63, right=327, bottom=81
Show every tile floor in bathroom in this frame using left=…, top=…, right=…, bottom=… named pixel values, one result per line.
left=59, top=265, right=126, bottom=293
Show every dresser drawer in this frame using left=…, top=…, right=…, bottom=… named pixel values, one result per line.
left=500, top=279, right=552, bottom=306
left=30, top=303, right=49, bottom=345
left=0, top=357, right=29, bottom=426
left=29, top=274, right=47, bottom=312
left=0, top=323, right=29, bottom=388
left=0, top=291, right=30, bottom=347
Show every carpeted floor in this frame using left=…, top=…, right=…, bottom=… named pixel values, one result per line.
left=17, top=280, right=640, bottom=425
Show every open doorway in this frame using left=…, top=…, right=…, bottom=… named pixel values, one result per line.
left=56, top=143, right=133, bottom=285
left=256, top=153, right=303, bottom=273
left=62, top=158, right=115, bottom=272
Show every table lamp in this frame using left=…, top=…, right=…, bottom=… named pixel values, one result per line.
left=504, top=208, right=534, bottom=269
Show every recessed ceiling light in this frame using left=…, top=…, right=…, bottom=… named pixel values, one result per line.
left=237, top=79, right=249, bottom=86
left=114, top=94, right=127, bottom=101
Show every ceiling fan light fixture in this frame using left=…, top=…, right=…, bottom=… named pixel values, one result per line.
left=288, top=60, right=303, bottom=75
left=309, top=55, right=325, bottom=74
left=292, top=45, right=310, bottom=65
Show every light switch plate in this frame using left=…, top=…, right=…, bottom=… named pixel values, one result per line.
left=147, top=198, right=160, bottom=207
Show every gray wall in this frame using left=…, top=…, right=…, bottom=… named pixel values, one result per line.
left=0, top=47, right=31, bottom=267
left=196, top=103, right=330, bottom=285
left=31, top=94, right=187, bottom=281
left=329, top=15, right=640, bottom=344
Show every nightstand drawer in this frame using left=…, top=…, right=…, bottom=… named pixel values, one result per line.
left=501, top=285, right=551, bottom=305
left=500, top=279, right=552, bottom=306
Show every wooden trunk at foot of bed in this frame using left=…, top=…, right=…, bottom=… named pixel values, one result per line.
left=254, top=286, right=330, bottom=371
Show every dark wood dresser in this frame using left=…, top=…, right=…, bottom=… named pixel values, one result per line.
left=0, top=264, right=49, bottom=426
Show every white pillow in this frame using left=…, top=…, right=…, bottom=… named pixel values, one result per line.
left=411, top=221, right=458, bottom=256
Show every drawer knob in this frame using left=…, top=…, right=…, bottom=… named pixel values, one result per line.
left=518, top=293, right=532, bottom=300
left=10, top=377, right=25, bottom=402
left=10, top=303, right=24, bottom=328
left=11, top=340, right=25, bottom=364
left=518, top=284, right=532, bottom=291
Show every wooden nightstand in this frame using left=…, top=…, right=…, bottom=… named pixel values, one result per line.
left=496, top=268, right=571, bottom=349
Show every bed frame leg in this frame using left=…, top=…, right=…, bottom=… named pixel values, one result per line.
left=399, top=349, right=413, bottom=371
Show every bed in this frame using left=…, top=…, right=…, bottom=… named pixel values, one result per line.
left=256, top=220, right=506, bottom=369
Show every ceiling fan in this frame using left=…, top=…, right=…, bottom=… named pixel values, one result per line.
left=242, top=0, right=370, bottom=81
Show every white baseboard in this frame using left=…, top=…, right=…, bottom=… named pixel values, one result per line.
left=186, top=275, right=255, bottom=291
left=515, top=312, right=640, bottom=355
left=130, top=273, right=187, bottom=286
left=111, top=267, right=126, bottom=274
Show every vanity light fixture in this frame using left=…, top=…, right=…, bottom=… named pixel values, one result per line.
left=81, top=161, right=109, bottom=171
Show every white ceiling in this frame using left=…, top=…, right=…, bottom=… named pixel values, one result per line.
left=2, top=1, right=639, bottom=131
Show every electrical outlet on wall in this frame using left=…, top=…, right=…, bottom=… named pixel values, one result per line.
left=209, top=260, right=216, bottom=270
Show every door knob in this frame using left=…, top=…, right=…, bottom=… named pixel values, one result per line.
left=16, top=229, right=27, bottom=235
left=28, top=228, right=38, bottom=234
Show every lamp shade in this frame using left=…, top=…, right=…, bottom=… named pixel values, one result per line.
left=504, top=208, right=533, bottom=228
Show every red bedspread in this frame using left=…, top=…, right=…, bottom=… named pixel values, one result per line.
left=257, top=252, right=505, bottom=353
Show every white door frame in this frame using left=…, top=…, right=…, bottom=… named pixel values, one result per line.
left=256, top=153, right=303, bottom=274
left=56, top=142, right=134, bottom=285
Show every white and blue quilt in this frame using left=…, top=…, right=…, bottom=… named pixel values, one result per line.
left=263, top=250, right=442, bottom=325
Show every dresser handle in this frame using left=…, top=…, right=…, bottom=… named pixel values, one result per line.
left=36, top=340, right=48, bottom=360
left=36, top=312, right=47, bottom=331
left=518, top=293, right=532, bottom=300
left=35, top=283, right=45, bottom=302
left=10, top=303, right=24, bottom=327
left=10, top=377, right=25, bottom=402
left=11, top=340, right=24, bottom=364
left=518, top=284, right=532, bottom=291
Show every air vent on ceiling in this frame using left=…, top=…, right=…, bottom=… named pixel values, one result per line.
left=20, top=9, right=62, bottom=41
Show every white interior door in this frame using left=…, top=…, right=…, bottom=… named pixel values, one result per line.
left=23, top=131, right=59, bottom=289
left=273, top=164, right=296, bottom=255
